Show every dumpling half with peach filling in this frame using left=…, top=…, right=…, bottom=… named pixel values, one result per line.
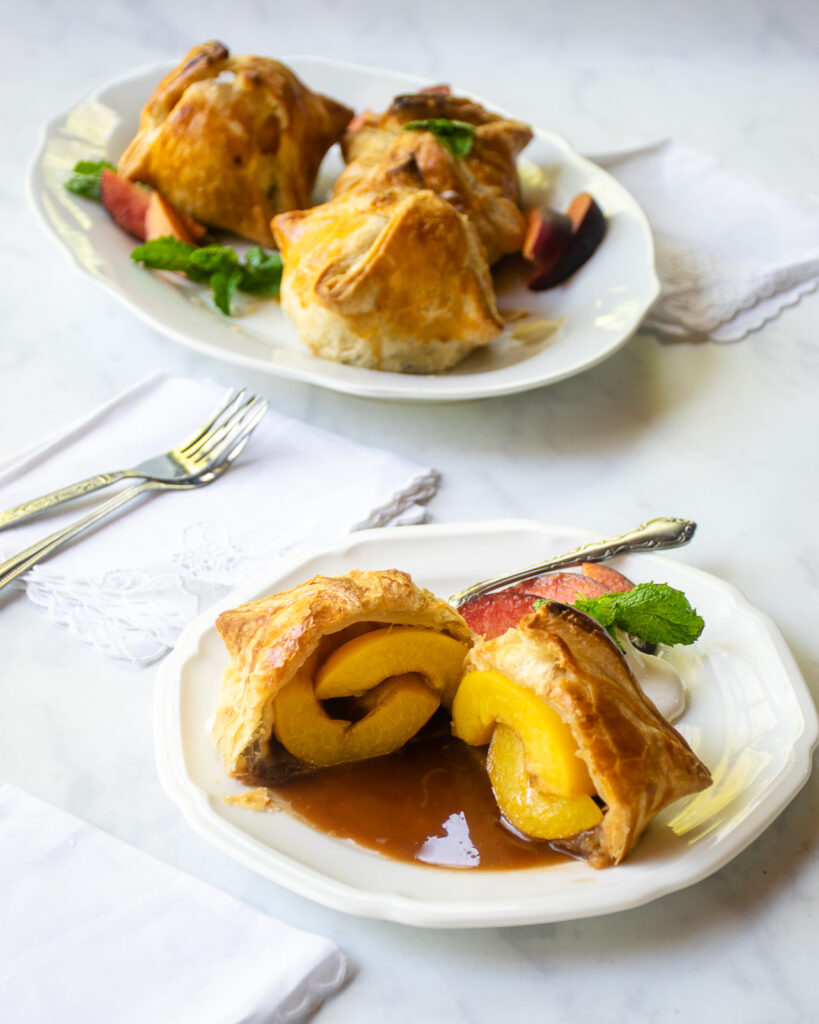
left=271, top=162, right=503, bottom=372
left=117, top=41, right=353, bottom=246
left=213, top=570, right=473, bottom=784
left=452, top=601, right=712, bottom=867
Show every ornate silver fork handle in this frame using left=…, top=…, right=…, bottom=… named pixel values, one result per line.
left=0, top=480, right=184, bottom=591
left=0, top=472, right=128, bottom=530
left=448, top=516, right=697, bottom=607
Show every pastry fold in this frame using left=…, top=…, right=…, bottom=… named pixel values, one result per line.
left=272, top=174, right=503, bottom=372
left=336, top=92, right=533, bottom=264
left=118, top=41, right=352, bottom=245
left=213, top=569, right=472, bottom=779
left=464, top=602, right=712, bottom=867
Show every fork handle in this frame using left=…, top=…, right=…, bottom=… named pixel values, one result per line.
left=0, top=472, right=125, bottom=530
left=0, top=481, right=154, bottom=591
left=449, top=516, right=697, bottom=607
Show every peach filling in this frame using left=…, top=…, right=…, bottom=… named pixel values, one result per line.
left=452, top=669, right=603, bottom=839
left=272, top=626, right=469, bottom=767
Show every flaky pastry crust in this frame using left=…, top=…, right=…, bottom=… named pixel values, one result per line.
left=336, top=92, right=533, bottom=264
left=272, top=176, right=503, bottom=372
left=214, top=569, right=472, bottom=776
left=118, top=41, right=352, bottom=245
left=467, top=602, right=712, bottom=867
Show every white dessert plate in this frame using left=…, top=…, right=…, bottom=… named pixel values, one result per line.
left=154, top=519, right=817, bottom=928
left=29, top=56, right=659, bottom=402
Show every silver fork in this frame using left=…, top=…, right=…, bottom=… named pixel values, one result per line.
left=0, top=394, right=267, bottom=591
left=0, top=388, right=261, bottom=531
left=448, top=516, right=697, bottom=607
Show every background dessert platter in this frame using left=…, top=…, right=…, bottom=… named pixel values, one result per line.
left=155, top=519, right=819, bottom=928
left=28, top=56, right=659, bottom=402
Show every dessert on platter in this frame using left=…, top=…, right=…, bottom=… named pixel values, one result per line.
left=61, top=44, right=609, bottom=373
left=117, top=41, right=352, bottom=246
left=212, top=565, right=710, bottom=870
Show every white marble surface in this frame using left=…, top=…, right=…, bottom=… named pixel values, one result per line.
left=3, top=1, right=819, bottom=1021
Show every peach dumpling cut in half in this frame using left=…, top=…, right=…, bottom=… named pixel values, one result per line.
left=213, top=570, right=473, bottom=781
left=453, top=601, right=712, bottom=867
left=118, top=41, right=353, bottom=246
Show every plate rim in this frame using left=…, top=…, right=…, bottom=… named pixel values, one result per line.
left=28, top=56, right=660, bottom=403
left=154, top=518, right=819, bottom=927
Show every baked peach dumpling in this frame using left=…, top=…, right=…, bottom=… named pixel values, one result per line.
left=271, top=175, right=502, bottom=372
left=118, top=41, right=352, bottom=246
left=335, top=91, right=533, bottom=264
left=213, top=570, right=472, bottom=781
left=457, top=602, right=712, bottom=867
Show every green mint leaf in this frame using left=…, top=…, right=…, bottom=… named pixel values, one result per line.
left=131, top=237, right=200, bottom=274
left=64, top=159, right=117, bottom=200
left=402, top=118, right=476, bottom=157
left=239, top=246, right=283, bottom=296
left=131, top=238, right=283, bottom=314
left=210, top=266, right=243, bottom=315
left=532, top=598, right=547, bottom=611
left=574, top=582, right=704, bottom=648
left=188, top=244, right=239, bottom=280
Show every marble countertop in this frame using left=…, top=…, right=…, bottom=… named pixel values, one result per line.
left=2, top=1, right=818, bottom=1021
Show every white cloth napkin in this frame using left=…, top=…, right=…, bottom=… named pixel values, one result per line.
left=595, top=139, right=819, bottom=341
left=0, top=374, right=438, bottom=663
left=0, top=785, right=347, bottom=1024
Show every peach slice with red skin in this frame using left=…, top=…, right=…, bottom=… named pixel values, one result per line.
left=144, top=191, right=203, bottom=244
left=100, top=168, right=151, bottom=239
left=579, top=562, right=634, bottom=593
left=526, top=192, right=607, bottom=291
left=522, top=207, right=573, bottom=268
left=459, top=565, right=636, bottom=639
left=521, top=571, right=609, bottom=603
left=100, top=169, right=205, bottom=242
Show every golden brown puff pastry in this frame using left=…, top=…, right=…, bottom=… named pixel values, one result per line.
left=335, top=92, right=533, bottom=264
left=464, top=602, right=712, bottom=868
left=213, top=569, right=473, bottom=780
left=271, top=162, right=503, bottom=372
left=118, top=41, right=353, bottom=246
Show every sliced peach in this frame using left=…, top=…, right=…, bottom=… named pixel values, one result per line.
left=144, top=191, right=200, bottom=243
left=314, top=626, right=469, bottom=706
left=580, top=562, right=634, bottom=592
left=521, top=571, right=609, bottom=603
left=100, top=168, right=150, bottom=239
left=528, top=192, right=606, bottom=290
left=522, top=207, right=572, bottom=266
left=459, top=588, right=537, bottom=639
left=488, top=724, right=602, bottom=839
left=273, top=668, right=439, bottom=766
left=452, top=668, right=596, bottom=797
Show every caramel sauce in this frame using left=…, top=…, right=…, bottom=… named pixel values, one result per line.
left=250, top=720, right=567, bottom=870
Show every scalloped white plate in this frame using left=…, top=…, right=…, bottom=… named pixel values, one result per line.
left=29, top=57, right=659, bottom=401
left=154, top=520, right=818, bottom=927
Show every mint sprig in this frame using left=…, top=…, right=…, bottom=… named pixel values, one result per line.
left=64, top=159, right=117, bottom=200
left=130, top=237, right=282, bottom=314
left=402, top=118, right=476, bottom=157
left=574, top=582, right=704, bottom=648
